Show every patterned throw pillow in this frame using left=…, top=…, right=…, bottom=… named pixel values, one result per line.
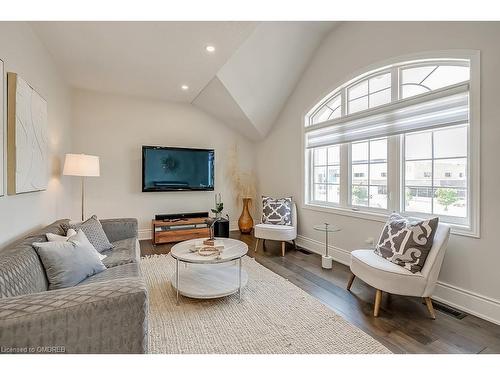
left=374, top=213, right=439, bottom=273
left=262, top=196, right=293, bottom=225
left=62, top=215, right=113, bottom=253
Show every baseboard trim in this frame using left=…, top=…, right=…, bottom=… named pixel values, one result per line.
left=432, top=282, right=500, bottom=325
left=138, top=229, right=152, bottom=241
left=296, top=235, right=351, bottom=265
left=296, top=234, right=500, bottom=326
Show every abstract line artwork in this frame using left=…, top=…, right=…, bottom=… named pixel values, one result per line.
left=0, top=60, right=4, bottom=196
left=7, top=73, right=48, bottom=194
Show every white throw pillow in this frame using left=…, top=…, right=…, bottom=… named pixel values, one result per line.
left=46, top=229, right=77, bottom=242
left=46, top=229, right=107, bottom=261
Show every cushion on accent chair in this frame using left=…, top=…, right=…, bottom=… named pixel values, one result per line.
left=374, top=213, right=439, bottom=273
left=62, top=215, right=113, bottom=252
left=261, top=196, right=292, bottom=225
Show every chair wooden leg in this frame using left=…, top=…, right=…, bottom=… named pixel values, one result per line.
left=292, top=239, right=297, bottom=249
left=424, top=297, right=436, bottom=320
left=346, top=273, right=355, bottom=291
left=254, top=238, right=259, bottom=253
left=374, top=289, right=382, bottom=317
left=281, top=241, right=285, bottom=257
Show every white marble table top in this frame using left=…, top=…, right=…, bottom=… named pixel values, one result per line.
left=170, top=238, right=248, bottom=264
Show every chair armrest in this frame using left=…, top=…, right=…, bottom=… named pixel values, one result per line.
left=0, top=278, right=148, bottom=353
left=100, top=218, right=138, bottom=242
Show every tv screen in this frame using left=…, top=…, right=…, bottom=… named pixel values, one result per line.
left=142, top=146, right=214, bottom=191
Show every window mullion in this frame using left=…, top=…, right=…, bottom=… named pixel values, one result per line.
left=340, top=87, right=347, bottom=117
left=388, top=135, right=401, bottom=213
left=340, top=143, right=349, bottom=207
left=391, top=66, right=399, bottom=101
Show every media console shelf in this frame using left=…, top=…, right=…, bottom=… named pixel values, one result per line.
left=152, top=217, right=210, bottom=245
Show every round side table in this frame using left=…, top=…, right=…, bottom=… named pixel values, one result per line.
left=313, top=223, right=342, bottom=269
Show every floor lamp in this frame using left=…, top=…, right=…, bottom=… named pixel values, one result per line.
left=63, top=154, right=100, bottom=221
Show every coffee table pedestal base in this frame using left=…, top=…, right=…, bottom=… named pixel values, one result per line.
left=171, top=262, right=248, bottom=299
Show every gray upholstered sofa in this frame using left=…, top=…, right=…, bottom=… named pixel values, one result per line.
left=0, top=218, right=148, bottom=354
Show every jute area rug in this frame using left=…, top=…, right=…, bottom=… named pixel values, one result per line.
left=140, top=254, right=391, bottom=354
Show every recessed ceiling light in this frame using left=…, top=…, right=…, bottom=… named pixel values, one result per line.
left=205, top=45, right=215, bottom=53
left=181, top=85, right=189, bottom=91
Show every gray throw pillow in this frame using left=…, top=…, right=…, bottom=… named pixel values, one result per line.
left=374, top=213, right=439, bottom=273
left=62, top=215, right=113, bottom=252
left=262, top=196, right=293, bottom=225
left=33, top=230, right=106, bottom=289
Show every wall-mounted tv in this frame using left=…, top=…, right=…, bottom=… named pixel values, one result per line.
left=142, top=146, right=214, bottom=192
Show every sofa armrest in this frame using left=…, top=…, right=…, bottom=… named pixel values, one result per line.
left=0, top=278, right=148, bottom=353
left=100, top=218, right=138, bottom=242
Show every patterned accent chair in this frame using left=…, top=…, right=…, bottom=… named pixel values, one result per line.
left=346, top=222, right=451, bottom=319
left=254, top=202, right=297, bottom=257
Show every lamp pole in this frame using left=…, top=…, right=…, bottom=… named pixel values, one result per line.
left=81, top=176, right=85, bottom=221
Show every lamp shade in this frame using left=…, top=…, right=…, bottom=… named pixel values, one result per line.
left=63, top=154, right=100, bottom=177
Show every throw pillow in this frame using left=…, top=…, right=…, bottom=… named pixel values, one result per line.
left=62, top=215, right=113, bottom=252
left=374, top=213, right=439, bottom=273
left=46, top=228, right=77, bottom=242
left=32, top=230, right=106, bottom=289
left=46, top=229, right=107, bottom=261
left=262, top=196, right=293, bottom=225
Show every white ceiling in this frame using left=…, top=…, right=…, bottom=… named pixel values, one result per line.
left=31, top=21, right=335, bottom=139
left=31, top=21, right=258, bottom=102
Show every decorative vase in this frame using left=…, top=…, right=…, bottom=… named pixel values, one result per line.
left=238, top=197, right=254, bottom=234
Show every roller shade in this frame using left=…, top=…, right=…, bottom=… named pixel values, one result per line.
left=305, top=84, right=469, bottom=148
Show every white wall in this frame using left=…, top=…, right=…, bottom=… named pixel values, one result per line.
left=257, top=22, right=500, bottom=324
left=71, top=89, right=257, bottom=238
left=0, top=22, right=73, bottom=247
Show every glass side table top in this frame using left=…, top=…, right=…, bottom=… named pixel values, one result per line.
left=313, top=223, right=342, bottom=233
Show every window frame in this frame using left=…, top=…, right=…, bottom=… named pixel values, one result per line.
left=347, top=138, right=389, bottom=212
left=400, top=125, right=470, bottom=227
left=309, top=146, right=341, bottom=206
left=302, top=50, right=480, bottom=238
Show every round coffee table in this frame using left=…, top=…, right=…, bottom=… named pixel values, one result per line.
left=170, top=238, right=248, bottom=304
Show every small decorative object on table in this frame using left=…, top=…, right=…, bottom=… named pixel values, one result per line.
left=211, top=193, right=224, bottom=219
left=211, top=193, right=230, bottom=237
left=313, top=223, right=342, bottom=270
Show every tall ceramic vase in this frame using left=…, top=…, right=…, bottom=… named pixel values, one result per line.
left=238, top=197, right=254, bottom=234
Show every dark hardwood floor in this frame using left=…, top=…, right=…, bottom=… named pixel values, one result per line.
left=140, top=231, right=500, bottom=354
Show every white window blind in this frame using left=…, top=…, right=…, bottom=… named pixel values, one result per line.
left=305, top=83, right=469, bottom=148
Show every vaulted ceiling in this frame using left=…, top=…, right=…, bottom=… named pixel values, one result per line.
left=32, top=21, right=335, bottom=140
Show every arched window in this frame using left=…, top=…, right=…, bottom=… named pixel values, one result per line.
left=304, top=53, right=479, bottom=236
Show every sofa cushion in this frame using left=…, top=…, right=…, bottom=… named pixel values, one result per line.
left=79, top=263, right=140, bottom=285
left=101, top=237, right=139, bottom=268
left=262, top=196, right=293, bottom=225
left=351, top=249, right=427, bottom=297
left=33, top=230, right=106, bottom=290
left=62, top=215, right=113, bottom=253
left=374, top=213, right=439, bottom=273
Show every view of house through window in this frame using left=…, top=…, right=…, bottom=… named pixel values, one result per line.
left=404, top=125, right=468, bottom=218
left=305, top=56, right=476, bottom=232
left=351, top=138, right=387, bottom=209
left=312, top=145, right=340, bottom=204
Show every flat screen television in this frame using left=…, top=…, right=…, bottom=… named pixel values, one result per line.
left=142, top=146, right=214, bottom=192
